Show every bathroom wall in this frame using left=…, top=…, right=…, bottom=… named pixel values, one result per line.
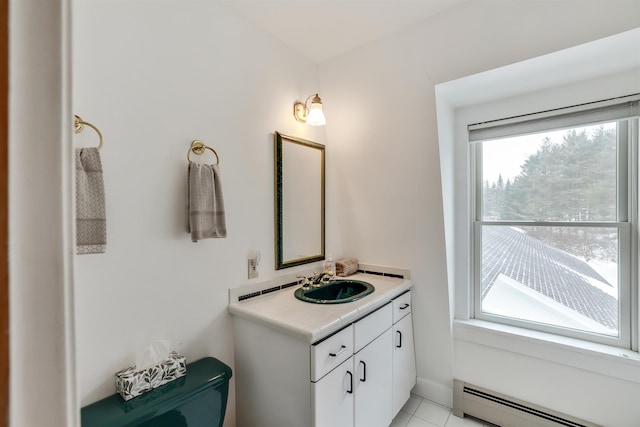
left=318, top=0, right=640, bottom=421
left=72, top=1, right=332, bottom=424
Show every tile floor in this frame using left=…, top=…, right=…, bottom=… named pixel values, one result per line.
left=390, top=395, right=491, bottom=427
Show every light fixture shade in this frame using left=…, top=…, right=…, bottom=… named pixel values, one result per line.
left=306, top=96, right=326, bottom=126
left=294, top=93, right=326, bottom=126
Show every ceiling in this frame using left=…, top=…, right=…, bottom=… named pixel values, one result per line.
left=224, top=0, right=471, bottom=63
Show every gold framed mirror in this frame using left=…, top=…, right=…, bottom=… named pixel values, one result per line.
left=274, top=132, right=325, bottom=269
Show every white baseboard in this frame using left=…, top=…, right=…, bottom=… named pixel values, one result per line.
left=412, top=377, right=453, bottom=409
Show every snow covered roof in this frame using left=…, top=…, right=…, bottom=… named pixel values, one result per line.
left=482, top=226, right=618, bottom=330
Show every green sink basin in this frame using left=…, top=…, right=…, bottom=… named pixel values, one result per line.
left=294, top=280, right=375, bottom=304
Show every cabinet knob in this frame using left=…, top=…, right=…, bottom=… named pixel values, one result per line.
left=396, top=330, right=402, bottom=348
left=400, top=303, right=410, bottom=310
left=346, top=371, right=353, bottom=394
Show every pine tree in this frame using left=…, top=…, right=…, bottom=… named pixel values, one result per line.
left=484, top=125, right=617, bottom=260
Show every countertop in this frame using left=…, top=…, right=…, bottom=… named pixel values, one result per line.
left=228, top=272, right=413, bottom=343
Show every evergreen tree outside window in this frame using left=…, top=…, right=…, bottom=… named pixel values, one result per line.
left=470, top=96, right=639, bottom=348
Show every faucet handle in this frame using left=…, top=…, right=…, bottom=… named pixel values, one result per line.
left=297, top=275, right=311, bottom=288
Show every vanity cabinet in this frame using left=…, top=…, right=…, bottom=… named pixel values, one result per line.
left=353, top=327, right=393, bottom=427
left=231, top=278, right=415, bottom=427
left=392, top=290, right=416, bottom=417
left=312, top=355, right=354, bottom=427
left=312, top=303, right=393, bottom=427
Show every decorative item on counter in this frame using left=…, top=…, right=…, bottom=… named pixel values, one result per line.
left=336, top=257, right=359, bottom=277
left=115, top=341, right=187, bottom=401
left=324, top=254, right=336, bottom=277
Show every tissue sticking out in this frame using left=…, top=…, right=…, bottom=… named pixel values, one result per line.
left=136, top=340, right=171, bottom=371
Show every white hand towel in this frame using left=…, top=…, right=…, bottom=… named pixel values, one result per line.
left=76, top=148, right=107, bottom=254
left=188, top=161, right=227, bottom=241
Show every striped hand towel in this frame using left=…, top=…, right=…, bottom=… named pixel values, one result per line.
left=188, top=161, right=227, bottom=241
left=76, top=148, right=106, bottom=254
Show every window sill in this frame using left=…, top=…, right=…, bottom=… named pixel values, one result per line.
left=453, top=319, right=640, bottom=385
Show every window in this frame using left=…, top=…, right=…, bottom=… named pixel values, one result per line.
left=470, top=96, right=640, bottom=348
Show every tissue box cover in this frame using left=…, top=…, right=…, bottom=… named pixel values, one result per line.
left=115, top=351, right=187, bottom=401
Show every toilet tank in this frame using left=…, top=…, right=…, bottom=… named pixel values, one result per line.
left=81, top=357, right=232, bottom=427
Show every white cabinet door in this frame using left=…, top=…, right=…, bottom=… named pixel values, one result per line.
left=353, top=328, right=393, bottom=427
left=312, top=356, right=354, bottom=427
left=392, top=314, right=417, bottom=417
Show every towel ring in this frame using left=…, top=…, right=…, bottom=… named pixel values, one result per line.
left=74, top=115, right=104, bottom=150
left=188, top=140, right=219, bottom=164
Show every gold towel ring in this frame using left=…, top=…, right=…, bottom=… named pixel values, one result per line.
left=188, top=140, right=219, bottom=164
left=74, top=115, right=104, bottom=150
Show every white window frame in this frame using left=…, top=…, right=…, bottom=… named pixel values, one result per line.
left=469, top=95, right=640, bottom=349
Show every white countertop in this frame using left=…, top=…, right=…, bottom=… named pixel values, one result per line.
left=228, top=272, right=413, bottom=343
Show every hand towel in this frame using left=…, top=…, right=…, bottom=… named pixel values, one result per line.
left=76, top=148, right=106, bottom=254
left=336, top=257, right=359, bottom=277
left=188, top=161, right=227, bottom=241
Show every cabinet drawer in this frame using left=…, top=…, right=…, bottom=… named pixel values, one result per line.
left=392, top=290, right=411, bottom=323
left=354, top=303, right=392, bottom=353
left=311, top=325, right=354, bottom=382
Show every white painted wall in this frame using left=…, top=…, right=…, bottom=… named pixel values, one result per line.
left=72, top=1, right=331, bottom=424
left=318, top=0, right=640, bottom=417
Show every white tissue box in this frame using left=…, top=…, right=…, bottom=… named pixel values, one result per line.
left=115, top=351, right=187, bottom=401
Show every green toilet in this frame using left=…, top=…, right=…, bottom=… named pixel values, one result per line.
left=81, top=357, right=232, bottom=427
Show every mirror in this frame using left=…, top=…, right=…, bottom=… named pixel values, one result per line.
left=274, top=131, right=325, bottom=269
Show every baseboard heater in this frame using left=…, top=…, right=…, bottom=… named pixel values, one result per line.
left=453, top=380, right=601, bottom=427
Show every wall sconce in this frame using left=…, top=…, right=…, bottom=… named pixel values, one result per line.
left=294, top=93, right=326, bottom=126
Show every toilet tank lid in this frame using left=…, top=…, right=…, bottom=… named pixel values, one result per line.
left=81, top=357, right=232, bottom=427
